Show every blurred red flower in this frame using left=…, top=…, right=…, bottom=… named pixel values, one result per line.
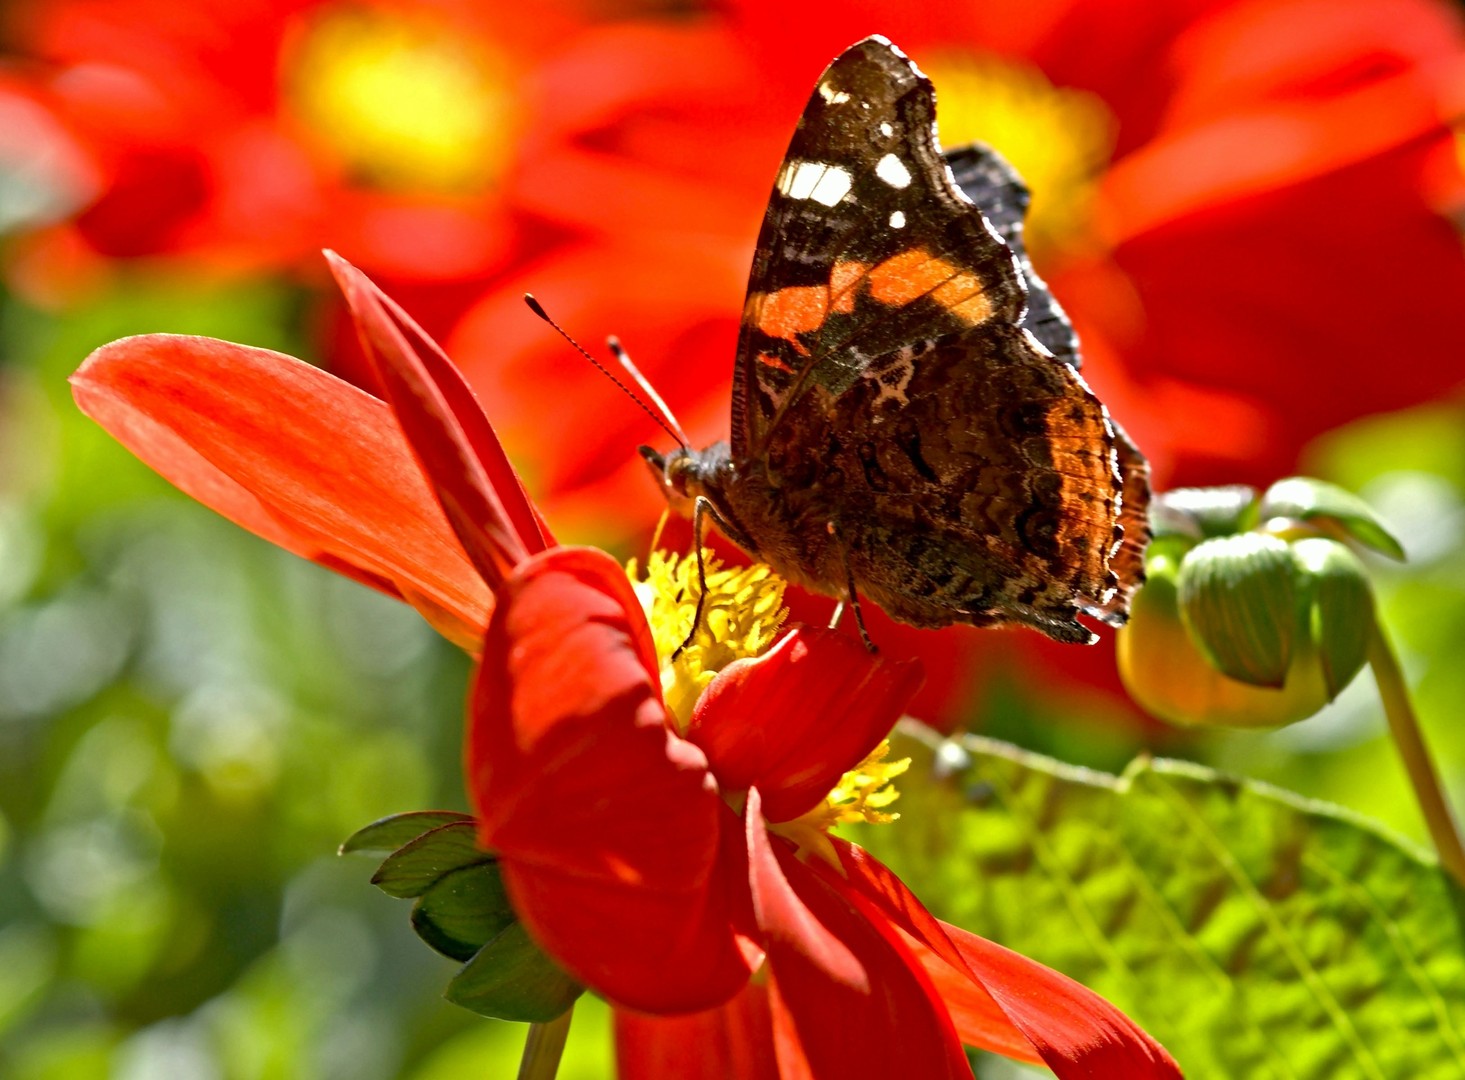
left=450, top=0, right=1465, bottom=509
left=72, top=258, right=1181, bottom=1077
left=1, top=0, right=602, bottom=292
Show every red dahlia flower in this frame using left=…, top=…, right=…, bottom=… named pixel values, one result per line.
left=71, top=257, right=1180, bottom=1077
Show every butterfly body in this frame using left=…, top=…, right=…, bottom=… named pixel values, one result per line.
left=645, top=36, right=1148, bottom=645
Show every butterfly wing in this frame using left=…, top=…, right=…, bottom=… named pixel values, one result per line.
left=727, top=37, right=1147, bottom=640
left=731, top=36, right=1029, bottom=461
left=943, top=142, right=1079, bottom=369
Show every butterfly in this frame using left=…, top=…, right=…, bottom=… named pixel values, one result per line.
left=641, top=35, right=1149, bottom=646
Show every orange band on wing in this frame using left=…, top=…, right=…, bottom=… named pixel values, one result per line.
left=866, top=248, right=994, bottom=324
left=750, top=260, right=871, bottom=343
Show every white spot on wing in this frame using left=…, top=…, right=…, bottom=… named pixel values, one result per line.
left=879, top=121, right=894, bottom=137
left=889, top=210, right=905, bottom=228
left=778, top=161, right=853, bottom=207
left=818, top=81, right=851, bottom=105
left=876, top=153, right=912, bottom=189
left=810, top=167, right=853, bottom=207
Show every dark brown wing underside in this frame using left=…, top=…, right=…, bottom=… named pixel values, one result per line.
left=731, top=36, right=1027, bottom=461
left=755, top=319, right=1126, bottom=643
left=700, top=35, right=1149, bottom=643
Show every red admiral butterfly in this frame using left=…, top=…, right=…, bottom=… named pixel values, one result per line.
left=642, top=35, right=1149, bottom=645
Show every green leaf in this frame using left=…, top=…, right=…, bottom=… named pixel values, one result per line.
left=1259, top=477, right=1406, bottom=560
left=859, top=726, right=1465, bottom=1080
left=370, top=821, right=492, bottom=899
left=1292, top=538, right=1375, bottom=700
left=411, top=863, right=517, bottom=962
left=1178, top=533, right=1299, bottom=687
left=445, top=923, right=584, bottom=1023
left=339, top=811, right=475, bottom=855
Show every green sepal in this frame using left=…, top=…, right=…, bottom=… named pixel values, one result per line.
left=339, top=810, right=475, bottom=855
left=1292, top=538, right=1375, bottom=699
left=445, top=922, right=585, bottom=1022
left=370, top=821, right=492, bottom=899
left=1258, top=476, right=1405, bottom=560
left=1178, top=533, right=1299, bottom=687
left=1151, top=485, right=1259, bottom=540
left=1139, top=534, right=1191, bottom=586
left=411, top=863, right=518, bottom=962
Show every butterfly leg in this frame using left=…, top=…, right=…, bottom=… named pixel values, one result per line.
left=673, top=496, right=716, bottom=660
left=830, top=523, right=876, bottom=653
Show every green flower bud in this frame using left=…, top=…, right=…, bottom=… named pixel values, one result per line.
left=1118, top=479, right=1398, bottom=730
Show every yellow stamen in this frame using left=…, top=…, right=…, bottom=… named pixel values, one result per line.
left=772, top=741, right=911, bottom=870
left=285, top=6, right=515, bottom=193
left=922, top=52, right=1116, bottom=261
left=627, top=550, right=788, bottom=731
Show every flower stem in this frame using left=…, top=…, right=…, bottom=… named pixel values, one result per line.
left=517, top=1009, right=573, bottom=1080
left=1369, top=623, right=1465, bottom=885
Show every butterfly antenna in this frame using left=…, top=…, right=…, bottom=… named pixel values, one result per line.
left=523, top=294, right=689, bottom=450
left=606, top=335, right=692, bottom=448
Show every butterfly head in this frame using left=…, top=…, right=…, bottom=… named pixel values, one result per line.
left=639, top=442, right=735, bottom=515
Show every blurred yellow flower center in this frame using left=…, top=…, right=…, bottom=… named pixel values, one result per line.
left=628, top=550, right=788, bottom=731
left=923, top=52, right=1116, bottom=261
left=286, top=7, right=515, bottom=193
left=773, top=741, right=910, bottom=868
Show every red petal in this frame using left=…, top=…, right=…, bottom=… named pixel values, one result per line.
left=830, top=841, right=1182, bottom=1078
left=689, top=626, right=922, bottom=822
left=350, top=259, right=555, bottom=553
left=469, top=545, right=753, bottom=1012
left=613, top=982, right=779, bottom=1080
left=744, top=789, right=971, bottom=1079
left=328, top=252, right=539, bottom=591
left=70, top=334, right=490, bottom=650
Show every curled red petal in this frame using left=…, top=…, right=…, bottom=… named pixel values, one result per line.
left=613, top=981, right=779, bottom=1080
left=829, top=841, right=1182, bottom=1078
left=469, top=545, right=752, bottom=1012
left=70, top=334, right=490, bottom=650
left=328, top=252, right=536, bottom=591
left=744, top=788, right=970, bottom=1079
left=689, top=626, right=922, bottom=822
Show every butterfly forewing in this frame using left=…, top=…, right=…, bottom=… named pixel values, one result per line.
left=732, top=36, right=1028, bottom=460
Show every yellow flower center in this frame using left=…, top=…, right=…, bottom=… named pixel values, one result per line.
left=284, top=6, right=516, bottom=194
left=922, top=51, right=1116, bottom=262
left=628, top=550, right=788, bottom=732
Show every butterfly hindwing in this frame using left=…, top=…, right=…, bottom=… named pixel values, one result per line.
left=943, top=142, right=1079, bottom=369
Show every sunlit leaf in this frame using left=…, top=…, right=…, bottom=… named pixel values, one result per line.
left=858, top=726, right=1465, bottom=1080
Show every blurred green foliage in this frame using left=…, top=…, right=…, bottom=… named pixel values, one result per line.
left=0, top=270, right=1461, bottom=1077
